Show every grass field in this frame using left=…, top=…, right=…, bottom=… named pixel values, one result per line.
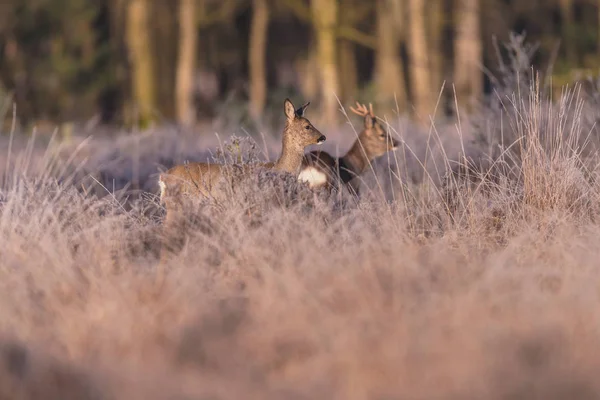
left=1, top=74, right=600, bottom=399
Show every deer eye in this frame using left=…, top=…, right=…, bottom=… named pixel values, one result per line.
left=305, top=126, right=310, bottom=130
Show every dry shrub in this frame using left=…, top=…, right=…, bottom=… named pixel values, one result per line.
left=3, top=61, right=600, bottom=398
left=2, top=166, right=600, bottom=399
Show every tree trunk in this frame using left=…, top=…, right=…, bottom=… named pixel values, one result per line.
left=428, top=0, right=444, bottom=93
left=598, top=0, right=600, bottom=56
left=153, top=2, right=177, bottom=120
left=311, top=0, right=340, bottom=126
left=453, top=0, right=482, bottom=109
left=560, top=0, right=575, bottom=64
left=175, top=0, right=198, bottom=126
left=338, top=39, right=358, bottom=103
left=407, top=0, right=433, bottom=123
left=297, top=46, right=319, bottom=102
left=105, top=0, right=127, bottom=122
left=375, top=0, right=406, bottom=110
left=249, top=0, right=270, bottom=121
left=126, top=0, right=156, bottom=127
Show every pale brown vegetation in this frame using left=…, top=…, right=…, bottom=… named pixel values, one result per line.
left=2, top=64, right=600, bottom=400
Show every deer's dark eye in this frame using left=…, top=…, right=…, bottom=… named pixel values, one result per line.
left=305, top=126, right=310, bottom=130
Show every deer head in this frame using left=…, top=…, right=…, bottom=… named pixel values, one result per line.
left=283, top=98, right=326, bottom=150
left=350, top=102, right=399, bottom=156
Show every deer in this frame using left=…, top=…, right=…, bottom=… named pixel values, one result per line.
left=297, top=102, right=399, bottom=194
left=158, top=98, right=326, bottom=204
left=156, top=98, right=326, bottom=269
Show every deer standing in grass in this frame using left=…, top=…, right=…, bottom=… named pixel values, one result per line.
left=158, top=98, right=326, bottom=203
left=157, top=98, right=325, bottom=268
left=298, top=102, right=399, bottom=193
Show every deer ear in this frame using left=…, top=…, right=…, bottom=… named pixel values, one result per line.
left=365, top=115, right=375, bottom=129
left=296, top=101, right=310, bottom=117
left=284, top=98, right=296, bottom=120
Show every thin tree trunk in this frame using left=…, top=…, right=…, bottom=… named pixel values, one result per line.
left=338, top=39, right=358, bottom=102
left=108, top=0, right=126, bottom=63
left=249, top=0, right=270, bottom=121
left=598, top=0, right=600, bottom=56
left=153, top=2, right=177, bottom=120
left=560, top=0, right=575, bottom=64
left=376, top=0, right=406, bottom=110
left=297, top=46, right=319, bottom=101
left=105, top=0, right=127, bottom=122
left=429, top=0, right=444, bottom=93
left=126, top=0, right=156, bottom=126
left=453, top=0, right=482, bottom=109
left=176, top=0, right=198, bottom=126
left=407, top=0, right=433, bottom=123
left=311, top=0, right=340, bottom=126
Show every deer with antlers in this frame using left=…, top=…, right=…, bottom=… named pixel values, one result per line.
left=298, top=102, right=399, bottom=193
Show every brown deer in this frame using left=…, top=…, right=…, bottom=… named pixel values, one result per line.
left=156, top=98, right=325, bottom=269
left=298, top=102, right=399, bottom=193
left=158, top=98, right=326, bottom=203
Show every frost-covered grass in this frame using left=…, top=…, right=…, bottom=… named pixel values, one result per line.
left=2, top=72, right=600, bottom=399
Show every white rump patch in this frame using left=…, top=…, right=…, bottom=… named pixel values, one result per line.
left=158, top=176, right=167, bottom=204
left=298, top=167, right=328, bottom=188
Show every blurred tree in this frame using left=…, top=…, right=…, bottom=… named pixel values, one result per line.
left=338, top=38, right=358, bottom=102
left=0, top=0, right=107, bottom=127
left=453, top=0, right=482, bottom=109
left=428, top=0, right=445, bottom=95
left=105, top=0, right=128, bottom=123
left=297, top=45, right=319, bottom=102
left=174, top=0, right=239, bottom=123
left=598, top=0, right=600, bottom=57
left=152, top=1, right=177, bottom=120
left=560, top=0, right=575, bottom=64
left=311, top=0, right=341, bottom=126
left=281, top=0, right=374, bottom=124
left=249, top=0, right=270, bottom=121
left=375, top=0, right=406, bottom=110
left=176, top=0, right=198, bottom=126
left=2, top=0, right=600, bottom=129
left=126, top=0, right=156, bottom=127
left=337, top=0, right=373, bottom=103
left=407, top=0, right=433, bottom=123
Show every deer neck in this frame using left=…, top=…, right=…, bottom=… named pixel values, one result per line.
left=274, top=137, right=304, bottom=174
left=341, top=138, right=371, bottom=177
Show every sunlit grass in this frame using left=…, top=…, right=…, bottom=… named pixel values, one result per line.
left=0, top=76, right=600, bottom=399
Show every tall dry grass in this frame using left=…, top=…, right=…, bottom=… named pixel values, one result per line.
left=2, top=50, right=600, bottom=398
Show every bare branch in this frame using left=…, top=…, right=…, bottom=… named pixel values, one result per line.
left=337, top=25, right=377, bottom=49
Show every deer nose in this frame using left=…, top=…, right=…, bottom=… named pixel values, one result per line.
left=317, top=135, right=326, bottom=144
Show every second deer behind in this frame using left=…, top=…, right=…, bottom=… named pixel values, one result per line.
left=298, top=102, right=399, bottom=193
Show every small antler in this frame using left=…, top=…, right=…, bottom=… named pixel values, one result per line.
left=349, top=101, right=375, bottom=119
